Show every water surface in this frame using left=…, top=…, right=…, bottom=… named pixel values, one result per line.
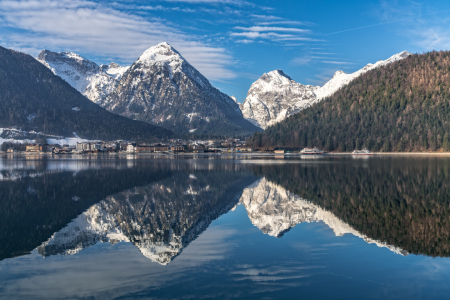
left=1, top=156, right=450, bottom=299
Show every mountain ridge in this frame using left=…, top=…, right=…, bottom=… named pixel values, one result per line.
left=241, top=51, right=410, bottom=129
left=38, top=43, right=260, bottom=136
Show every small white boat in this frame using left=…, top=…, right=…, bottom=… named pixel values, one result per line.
left=300, top=147, right=324, bottom=155
left=351, top=149, right=373, bottom=155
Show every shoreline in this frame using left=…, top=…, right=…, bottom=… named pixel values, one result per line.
left=2, top=151, right=450, bottom=157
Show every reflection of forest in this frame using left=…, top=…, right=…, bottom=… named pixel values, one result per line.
left=239, top=177, right=408, bottom=255
left=252, top=158, right=450, bottom=257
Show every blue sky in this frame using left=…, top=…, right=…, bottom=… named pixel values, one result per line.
left=1, top=0, right=450, bottom=101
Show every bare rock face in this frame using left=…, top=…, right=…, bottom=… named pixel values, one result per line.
left=241, top=51, right=410, bottom=129
left=240, top=70, right=319, bottom=129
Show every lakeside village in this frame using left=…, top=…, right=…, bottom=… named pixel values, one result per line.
left=4, top=138, right=374, bottom=155
left=4, top=138, right=256, bottom=154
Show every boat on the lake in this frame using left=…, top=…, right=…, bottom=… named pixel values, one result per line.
left=351, top=149, right=373, bottom=155
left=300, top=147, right=324, bottom=155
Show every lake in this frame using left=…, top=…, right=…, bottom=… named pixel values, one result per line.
left=1, top=155, right=450, bottom=299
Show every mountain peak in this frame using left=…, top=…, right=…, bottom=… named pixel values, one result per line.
left=260, top=69, right=292, bottom=85
left=137, top=42, right=184, bottom=64
left=332, top=70, right=346, bottom=78
left=109, top=62, right=121, bottom=69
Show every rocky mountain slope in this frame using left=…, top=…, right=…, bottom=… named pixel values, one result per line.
left=240, top=70, right=318, bottom=129
left=241, top=51, right=410, bottom=129
left=38, top=43, right=260, bottom=136
left=102, top=43, right=259, bottom=136
left=36, top=50, right=128, bottom=104
left=0, top=45, right=172, bottom=140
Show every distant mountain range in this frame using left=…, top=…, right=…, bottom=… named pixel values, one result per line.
left=5, top=39, right=444, bottom=146
left=0, top=46, right=172, bottom=141
left=37, top=43, right=260, bottom=136
left=241, top=51, right=410, bottom=129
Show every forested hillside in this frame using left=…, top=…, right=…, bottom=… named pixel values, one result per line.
left=248, top=51, right=450, bottom=152
left=0, top=46, right=172, bottom=140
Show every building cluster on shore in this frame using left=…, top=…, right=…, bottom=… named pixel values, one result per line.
left=3, top=138, right=254, bottom=154
left=126, top=138, right=253, bottom=154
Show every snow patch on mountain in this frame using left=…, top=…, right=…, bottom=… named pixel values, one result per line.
left=0, top=127, right=90, bottom=146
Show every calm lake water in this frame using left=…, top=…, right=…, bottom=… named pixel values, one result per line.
left=1, top=155, right=450, bottom=299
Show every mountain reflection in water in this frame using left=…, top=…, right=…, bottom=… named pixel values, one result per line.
left=1, top=156, right=450, bottom=265
left=37, top=171, right=256, bottom=264
left=34, top=162, right=412, bottom=264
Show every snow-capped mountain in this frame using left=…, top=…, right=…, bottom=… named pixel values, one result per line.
left=102, top=42, right=258, bottom=135
left=37, top=43, right=259, bottom=135
left=240, top=70, right=319, bottom=129
left=239, top=178, right=409, bottom=256
left=241, top=51, right=410, bottom=129
left=36, top=50, right=128, bottom=104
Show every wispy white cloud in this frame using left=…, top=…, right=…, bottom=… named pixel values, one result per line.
left=162, top=0, right=255, bottom=6
left=321, top=60, right=354, bottom=65
left=291, top=55, right=351, bottom=67
left=235, top=39, right=254, bottom=44
left=291, top=57, right=312, bottom=65
left=414, top=27, right=450, bottom=50
left=111, top=3, right=197, bottom=13
left=0, top=0, right=236, bottom=80
left=234, top=26, right=309, bottom=33
left=258, top=20, right=312, bottom=26
left=377, top=1, right=450, bottom=52
left=250, top=14, right=283, bottom=21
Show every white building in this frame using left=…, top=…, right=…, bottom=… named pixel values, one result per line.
left=127, top=144, right=135, bottom=153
